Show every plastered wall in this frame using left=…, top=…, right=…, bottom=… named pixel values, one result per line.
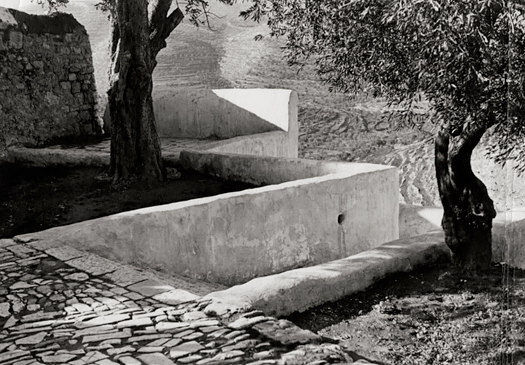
left=16, top=151, right=399, bottom=285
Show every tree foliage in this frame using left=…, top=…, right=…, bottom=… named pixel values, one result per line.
left=38, top=0, right=235, bottom=28
left=243, top=0, right=525, bottom=172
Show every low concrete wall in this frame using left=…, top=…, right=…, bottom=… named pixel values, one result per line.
left=399, top=204, right=525, bottom=269
left=15, top=151, right=398, bottom=286
left=153, top=89, right=298, bottom=158
left=205, top=131, right=293, bottom=160
left=179, top=150, right=394, bottom=185
left=399, top=204, right=442, bottom=238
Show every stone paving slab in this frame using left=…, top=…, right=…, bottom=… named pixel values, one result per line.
left=153, top=289, right=201, bottom=306
left=65, top=254, right=124, bottom=276
left=103, top=267, right=151, bottom=288
left=0, top=240, right=370, bottom=364
left=44, top=246, right=87, bottom=261
left=126, top=279, right=177, bottom=298
left=0, top=239, right=16, bottom=248
left=21, top=237, right=62, bottom=251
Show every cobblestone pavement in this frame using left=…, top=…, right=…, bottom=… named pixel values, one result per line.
left=0, top=238, right=379, bottom=365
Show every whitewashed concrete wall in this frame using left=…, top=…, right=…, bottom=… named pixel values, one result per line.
left=153, top=89, right=298, bottom=158
left=16, top=151, right=398, bottom=285
left=179, top=150, right=393, bottom=186
left=492, top=208, right=525, bottom=269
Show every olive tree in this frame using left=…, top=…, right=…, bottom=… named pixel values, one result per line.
left=241, top=0, right=525, bottom=271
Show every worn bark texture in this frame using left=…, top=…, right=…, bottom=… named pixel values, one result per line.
left=435, top=123, right=497, bottom=272
left=107, top=0, right=183, bottom=182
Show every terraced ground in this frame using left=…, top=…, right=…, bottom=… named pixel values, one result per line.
left=18, top=0, right=525, bottom=210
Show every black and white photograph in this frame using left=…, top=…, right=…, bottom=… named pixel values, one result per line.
left=0, top=0, right=524, bottom=363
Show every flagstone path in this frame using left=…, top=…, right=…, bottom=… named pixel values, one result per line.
left=0, top=237, right=379, bottom=365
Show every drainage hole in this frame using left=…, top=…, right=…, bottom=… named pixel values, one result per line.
left=338, top=213, right=345, bottom=225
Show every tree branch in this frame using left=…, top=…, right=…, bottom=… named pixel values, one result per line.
left=149, top=0, right=184, bottom=61
left=450, top=112, right=497, bottom=169
left=149, top=0, right=172, bottom=29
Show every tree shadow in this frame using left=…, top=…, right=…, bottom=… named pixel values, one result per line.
left=284, top=262, right=508, bottom=333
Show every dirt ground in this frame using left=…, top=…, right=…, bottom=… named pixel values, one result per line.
left=286, top=262, right=525, bottom=365
left=0, top=164, right=258, bottom=239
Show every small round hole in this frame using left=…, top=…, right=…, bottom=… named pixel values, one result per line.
left=338, top=214, right=345, bottom=225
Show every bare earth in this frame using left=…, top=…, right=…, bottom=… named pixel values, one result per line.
left=0, top=164, right=257, bottom=239
left=287, top=262, right=525, bottom=365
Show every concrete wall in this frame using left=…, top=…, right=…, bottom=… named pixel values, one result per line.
left=102, top=88, right=299, bottom=159
left=153, top=88, right=298, bottom=158
left=179, top=150, right=394, bottom=186
left=399, top=204, right=442, bottom=238
left=203, top=232, right=449, bottom=317
left=492, top=207, right=525, bottom=269
left=16, top=151, right=398, bottom=286
left=205, top=131, right=294, bottom=160
left=0, top=7, right=98, bottom=157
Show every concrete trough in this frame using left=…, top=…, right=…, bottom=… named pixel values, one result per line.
left=15, top=151, right=399, bottom=286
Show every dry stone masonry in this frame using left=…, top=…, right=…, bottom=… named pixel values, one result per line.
left=0, top=7, right=98, bottom=157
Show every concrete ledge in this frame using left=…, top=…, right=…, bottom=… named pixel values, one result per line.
left=4, top=131, right=291, bottom=167
left=205, top=130, right=293, bottom=159
left=179, top=149, right=394, bottom=186
left=5, top=146, right=110, bottom=167
left=202, top=232, right=450, bottom=318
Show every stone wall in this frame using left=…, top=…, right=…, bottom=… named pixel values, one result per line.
left=0, top=7, right=98, bottom=157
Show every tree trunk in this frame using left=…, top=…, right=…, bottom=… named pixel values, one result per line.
left=107, top=0, right=183, bottom=183
left=435, top=126, right=497, bottom=272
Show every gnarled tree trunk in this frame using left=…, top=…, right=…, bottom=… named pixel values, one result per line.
left=107, top=0, right=183, bottom=183
left=435, top=124, right=497, bottom=272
